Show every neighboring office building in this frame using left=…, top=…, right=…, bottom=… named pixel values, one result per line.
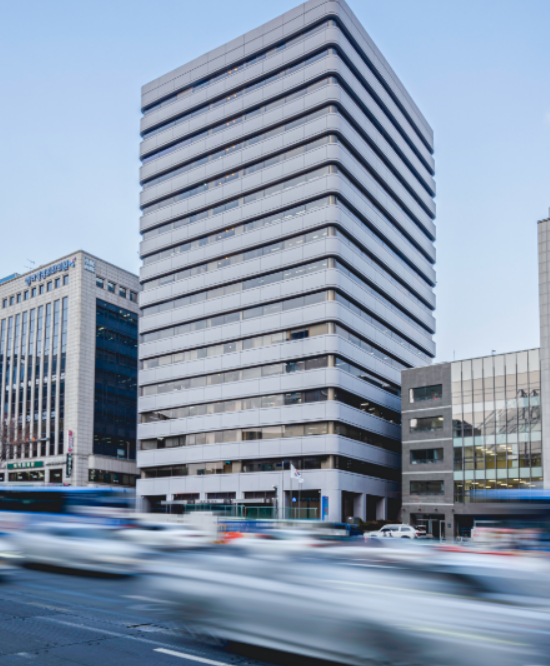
left=401, top=211, right=550, bottom=538
left=0, top=251, right=140, bottom=487
left=401, top=350, right=542, bottom=538
left=136, top=0, right=437, bottom=521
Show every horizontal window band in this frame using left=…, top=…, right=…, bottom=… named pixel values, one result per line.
left=140, top=164, right=433, bottom=276
left=142, top=195, right=433, bottom=296
left=141, top=136, right=336, bottom=213
left=142, top=107, right=336, bottom=190
left=142, top=21, right=334, bottom=115
left=142, top=253, right=433, bottom=340
left=142, top=141, right=432, bottom=255
left=141, top=420, right=400, bottom=454
left=143, top=75, right=433, bottom=221
left=142, top=49, right=332, bottom=138
left=140, top=321, right=410, bottom=378
left=142, top=37, right=432, bottom=183
left=142, top=228, right=432, bottom=333
left=142, top=16, right=432, bottom=166
left=142, top=115, right=432, bottom=237
left=140, top=278, right=432, bottom=362
left=141, top=355, right=331, bottom=396
left=140, top=353, right=401, bottom=399
left=141, top=78, right=335, bottom=165
left=142, top=212, right=432, bottom=319
left=140, top=385, right=401, bottom=427
left=141, top=204, right=332, bottom=267
left=140, top=453, right=400, bottom=483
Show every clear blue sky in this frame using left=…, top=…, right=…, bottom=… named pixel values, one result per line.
left=1, top=0, right=549, bottom=363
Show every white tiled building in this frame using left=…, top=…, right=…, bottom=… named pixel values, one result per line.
left=0, top=251, right=140, bottom=487
left=136, top=0, right=436, bottom=521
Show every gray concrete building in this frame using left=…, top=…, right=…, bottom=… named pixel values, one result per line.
left=136, top=0, right=436, bottom=521
left=0, top=251, right=140, bottom=487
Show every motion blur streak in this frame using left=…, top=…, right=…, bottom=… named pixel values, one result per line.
left=1, top=508, right=550, bottom=666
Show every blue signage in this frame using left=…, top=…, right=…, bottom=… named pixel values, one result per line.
left=25, top=257, right=75, bottom=286
left=321, top=495, right=329, bottom=521
left=0, top=273, right=19, bottom=286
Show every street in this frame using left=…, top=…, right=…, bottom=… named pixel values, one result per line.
left=0, top=566, right=277, bottom=666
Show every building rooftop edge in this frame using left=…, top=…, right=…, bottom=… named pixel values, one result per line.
left=139, top=0, right=432, bottom=137
left=403, top=347, right=541, bottom=371
left=0, top=250, right=139, bottom=287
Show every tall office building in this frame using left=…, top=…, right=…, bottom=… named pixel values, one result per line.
left=0, top=251, right=140, bottom=487
left=137, top=0, right=436, bottom=521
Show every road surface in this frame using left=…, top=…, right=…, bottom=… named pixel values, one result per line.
left=0, top=564, right=279, bottom=666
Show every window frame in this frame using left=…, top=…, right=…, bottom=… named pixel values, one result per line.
left=410, top=416, right=444, bottom=433
left=410, top=384, right=442, bottom=403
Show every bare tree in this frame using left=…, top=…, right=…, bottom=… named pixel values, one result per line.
left=0, top=417, right=32, bottom=466
left=0, top=418, right=16, bottom=467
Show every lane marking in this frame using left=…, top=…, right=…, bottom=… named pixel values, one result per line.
left=154, top=648, right=231, bottom=665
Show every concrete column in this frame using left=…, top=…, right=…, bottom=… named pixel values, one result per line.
left=376, top=496, right=388, bottom=520
left=273, top=473, right=285, bottom=519
left=353, top=493, right=366, bottom=521
left=135, top=493, right=148, bottom=513
left=325, top=489, right=342, bottom=522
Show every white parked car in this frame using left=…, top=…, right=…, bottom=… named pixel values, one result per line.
left=365, top=524, right=421, bottom=540
left=13, top=523, right=142, bottom=574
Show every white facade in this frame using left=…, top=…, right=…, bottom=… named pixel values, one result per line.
left=0, top=251, right=140, bottom=487
left=137, top=0, right=436, bottom=521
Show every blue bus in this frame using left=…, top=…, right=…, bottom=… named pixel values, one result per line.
left=0, top=486, right=135, bottom=531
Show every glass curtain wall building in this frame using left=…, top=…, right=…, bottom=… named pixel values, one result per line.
left=452, top=352, right=542, bottom=499
left=94, top=300, right=139, bottom=462
left=401, top=350, right=542, bottom=538
left=137, top=0, right=436, bottom=521
left=0, top=252, right=140, bottom=487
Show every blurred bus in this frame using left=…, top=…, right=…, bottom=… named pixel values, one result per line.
left=0, top=486, right=135, bottom=531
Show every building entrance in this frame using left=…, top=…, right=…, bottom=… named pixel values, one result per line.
left=411, top=513, right=446, bottom=540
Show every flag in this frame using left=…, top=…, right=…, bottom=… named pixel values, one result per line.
left=290, top=463, right=304, bottom=483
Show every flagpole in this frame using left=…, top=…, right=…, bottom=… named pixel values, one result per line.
left=299, top=475, right=302, bottom=520
left=281, top=465, right=284, bottom=521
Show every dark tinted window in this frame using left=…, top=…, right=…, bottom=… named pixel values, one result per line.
left=410, top=481, right=444, bottom=495
left=410, top=384, right=442, bottom=402
left=410, top=448, right=443, bottom=464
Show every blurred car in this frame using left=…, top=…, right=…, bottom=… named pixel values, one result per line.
left=144, top=545, right=550, bottom=666
left=121, top=522, right=211, bottom=551
left=365, top=524, right=420, bottom=539
left=13, top=523, right=142, bottom=574
left=224, top=529, right=324, bottom=553
left=316, top=522, right=363, bottom=539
